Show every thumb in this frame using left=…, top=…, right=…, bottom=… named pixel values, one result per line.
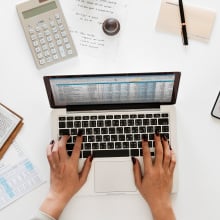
left=132, top=157, right=142, bottom=190
left=79, top=156, right=93, bottom=186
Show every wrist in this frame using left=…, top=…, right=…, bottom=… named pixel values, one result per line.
left=40, top=192, right=70, bottom=219
left=148, top=199, right=175, bottom=220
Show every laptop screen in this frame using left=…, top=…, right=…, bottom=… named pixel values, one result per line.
left=44, top=72, right=180, bottom=109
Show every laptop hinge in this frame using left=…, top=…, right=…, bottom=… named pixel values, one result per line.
left=66, top=103, right=160, bottom=112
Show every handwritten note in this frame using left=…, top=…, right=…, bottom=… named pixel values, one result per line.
left=66, top=0, right=127, bottom=58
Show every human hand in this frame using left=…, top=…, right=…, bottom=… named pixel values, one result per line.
left=132, top=133, right=176, bottom=220
left=40, top=134, right=93, bottom=219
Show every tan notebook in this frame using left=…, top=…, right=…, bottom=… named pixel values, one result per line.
left=156, top=0, right=216, bottom=43
left=0, top=103, right=23, bottom=159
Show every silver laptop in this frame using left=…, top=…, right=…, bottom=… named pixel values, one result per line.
left=44, top=72, right=181, bottom=195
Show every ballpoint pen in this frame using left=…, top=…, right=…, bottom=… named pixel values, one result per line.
left=179, top=0, right=188, bottom=45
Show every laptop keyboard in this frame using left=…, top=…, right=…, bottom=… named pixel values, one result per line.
left=58, top=112, right=170, bottom=158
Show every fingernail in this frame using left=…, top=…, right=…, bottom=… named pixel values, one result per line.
left=155, top=129, right=160, bottom=136
left=142, top=134, right=148, bottom=142
left=90, top=155, right=94, bottom=162
left=50, top=140, right=54, bottom=145
left=169, top=145, right=173, bottom=150
left=77, top=129, right=83, bottom=136
left=162, top=134, right=167, bottom=141
left=131, top=157, right=136, bottom=165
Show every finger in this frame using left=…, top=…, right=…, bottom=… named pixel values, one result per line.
left=51, top=139, right=60, bottom=165
left=47, top=140, right=54, bottom=168
left=169, top=150, right=176, bottom=174
left=79, top=156, right=93, bottom=185
left=58, top=135, right=69, bottom=162
left=161, top=135, right=171, bottom=169
left=154, top=132, right=163, bottom=167
left=71, top=132, right=83, bottom=163
left=142, top=134, right=152, bottom=171
left=132, top=157, right=142, bottom=191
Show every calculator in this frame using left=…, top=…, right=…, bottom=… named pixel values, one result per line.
left=16, top=0, right=77, bottom=69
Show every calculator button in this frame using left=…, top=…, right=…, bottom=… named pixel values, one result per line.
left=67, top=50, right=73, bottom=55
left=56, top=39, right=62, bottom=46
left=56, top=19, right=62, bottom=25
left=44, top=30, right=50, bottom=36
left=37, top=53, right=43, bottom=59
left=35, top=26, right=41, bottom=32
left=59, top=46, right=66, bottom=58
left=35, top=47, right=41, bottom=53
left=54, top=34, right=60, bottom=39
left=47, top=36, right=53, bottom=42
left=65, top=43, right=71, bottom=49
left=53, top=54, right=59, bottom=60
left=50, top=21, right=55, bottom=27
left=31, top=35, right=37, bottom=40
left=40, top=38, right=46, bottom=45
left=39, top=58, right=46, bottom=65
left=33, top=41, right=39, bottom=47
left=55, top=13, right=60, bottom=19
left=42, top=44, right=48, bottom=51
left=59, top=25, right=64, bottom=31
left=61, top=31, right=67, bottom=37
left=49, top=42, right=55, bottom=48
left=51, top=48, right=57, bottom=54
left=44, top=50, right=50, bottom=57
left=29, top=29, right=35, bottom=34
left=42, top=24, right=48, bottom=30
left=63, top=37, right=68, bottom=43
left=38, top=33, right=44, bottom=38
left=52, top=27, right=58, bottom=33
left=46, top=57, right=53, bottom=63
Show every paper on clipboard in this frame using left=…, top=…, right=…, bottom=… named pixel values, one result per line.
left=155, top=0, right=216, bottom=42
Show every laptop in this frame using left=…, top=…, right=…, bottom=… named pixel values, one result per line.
left=43, top=72, right=181, bottom=195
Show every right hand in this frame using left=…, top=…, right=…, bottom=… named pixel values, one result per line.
left=132, top=133, right=176, bottom=220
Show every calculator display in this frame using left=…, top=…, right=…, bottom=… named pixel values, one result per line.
left=22, top=1, right=57, bottom=19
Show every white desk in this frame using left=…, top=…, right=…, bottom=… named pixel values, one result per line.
left=0, top=0, right=220, bottom=219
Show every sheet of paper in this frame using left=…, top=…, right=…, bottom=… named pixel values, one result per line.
left=0, top=141, right=45, bottom=210
left=155, top=0, right=216, bottom=42
left=65, top=0, right=127, bottom=58
left=0, top=105, right=20, bottom=149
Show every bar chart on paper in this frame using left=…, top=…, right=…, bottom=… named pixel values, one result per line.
left=0, top=141, right=45, bottom=210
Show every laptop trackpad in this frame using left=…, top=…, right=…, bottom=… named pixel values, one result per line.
left=94, top=161, right=137, bottom=193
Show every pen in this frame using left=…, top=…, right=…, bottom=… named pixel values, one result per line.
left=178, top=0, right=188, bottom=45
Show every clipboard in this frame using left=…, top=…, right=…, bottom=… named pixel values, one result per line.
left=0, top=103, right=23, bottom=159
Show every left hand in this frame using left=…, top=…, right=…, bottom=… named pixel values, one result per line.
left=40, top=135, right=92, bottom=219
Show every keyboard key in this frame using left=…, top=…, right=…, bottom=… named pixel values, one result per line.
left=107, top=142, right=114, bottom=149
left=103, top=135, right=110, bottom=142
left=162, top=126, right=169, bottom=132
left=115, top=142, right=122, bottom=149
left=109, top=127, right=115, bottom=134
left=59, top=121, right=65, bottom=128
left=59, top=129, right=69, bottom=135
left=92, top=143, right=99, bottom=149
left=131, top=149, right=139, bottom=156
left=158, top=118, right=169, bottom=125
left=67, top=121, right=73, bottom=128
left=106, top=115, right=113, bottom=119
left=93, top=149, right=129, bottom=157
left=100, top=143, right=107, bottom=149
left=97, top=120, right=104, bottom=127
left=82, top=150, right=91, bottom=158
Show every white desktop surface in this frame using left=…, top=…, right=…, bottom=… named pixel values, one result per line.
left=0, top=0, right=220, bottom=219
